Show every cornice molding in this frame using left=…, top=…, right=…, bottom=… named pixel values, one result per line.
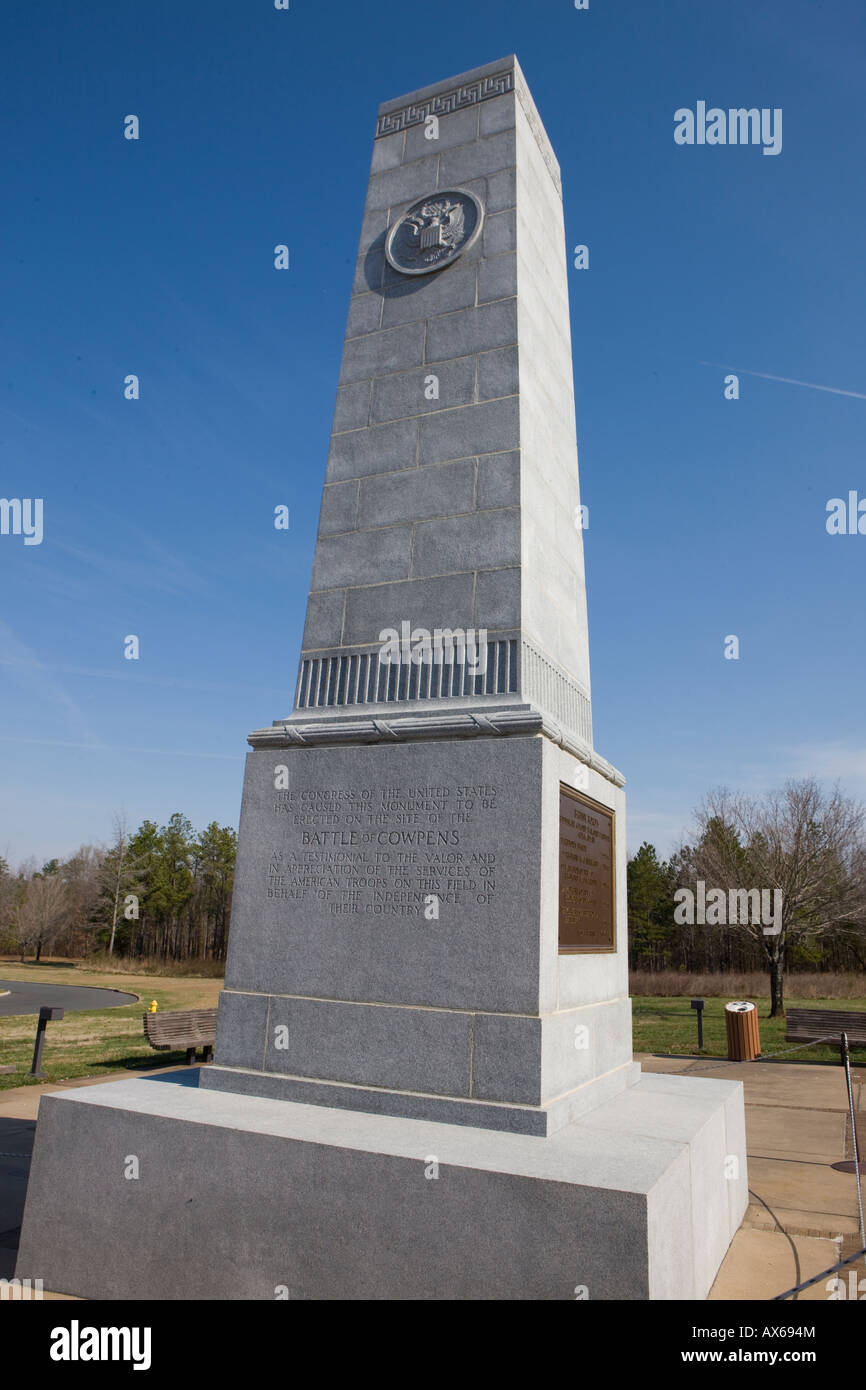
left=247, top=704, right=625, bottom=788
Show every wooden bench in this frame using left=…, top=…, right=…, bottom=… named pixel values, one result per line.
left=785, top=1008, right=866, bottom=1051
left=143, top=1008, right=217, bottom=1065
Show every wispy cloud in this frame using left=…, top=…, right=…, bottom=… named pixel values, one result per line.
left=626, top=809, right=694, bottom=855
left=53, top=529, right=211, bottom=599
left=788, top=742, right=866, bottom=787
left=0, top=620, right=99, bottom=745
left=701, top=361, right=866, bottom=401
left=0, top=735, right=239, bottom=761
left=0, top=656, right=286, bottom=697
left=0, top=404, right=41, bottom=429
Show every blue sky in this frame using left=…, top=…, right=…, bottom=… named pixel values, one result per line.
left=1, top=0, right=864, bottom=866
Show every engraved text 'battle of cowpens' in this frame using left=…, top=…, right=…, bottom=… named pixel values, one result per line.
left=385, top=189, right=484, bottom=276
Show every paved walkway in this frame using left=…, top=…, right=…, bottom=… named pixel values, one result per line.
left=639, top=1054, right=866, bottom=1301
left=0, top=979, right=137, bottom=1017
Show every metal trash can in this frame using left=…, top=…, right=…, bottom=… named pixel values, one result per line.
left=725, top=1000, right=761, bottom=1061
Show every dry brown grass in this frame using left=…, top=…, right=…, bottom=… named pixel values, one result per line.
left=630, top=970, right=866, bottom=998
left=0, top=953, right=225, bottom=978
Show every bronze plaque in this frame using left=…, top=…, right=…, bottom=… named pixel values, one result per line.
left=558, top=785, right=616, bottom=952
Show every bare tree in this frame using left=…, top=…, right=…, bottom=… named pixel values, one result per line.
left=688, top=780, right=866, bottom=1016
left=97, top=812, right=139, bottom=956
left=60, top=845, right=103, bottom=957
left=13, top=870, right=69, bottom=963
left=0, top=856, right=17, bottom=950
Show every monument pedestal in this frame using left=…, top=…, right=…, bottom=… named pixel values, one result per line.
left=197, top=727, right=638, bottom=1138
left=16, top=1069, right=746, bottom=1301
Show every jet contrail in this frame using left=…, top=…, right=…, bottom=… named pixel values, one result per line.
left=701, top=362, right=866, bottom=400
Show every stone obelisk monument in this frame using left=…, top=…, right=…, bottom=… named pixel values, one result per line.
left=17, top=57, right=746, bottom=1300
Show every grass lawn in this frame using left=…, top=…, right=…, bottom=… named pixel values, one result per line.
left=633, top=994, right=866, bottom=1064
left=3, top=962, right=864, bottom=1089
left=0, top=962, right=223, bottom=1090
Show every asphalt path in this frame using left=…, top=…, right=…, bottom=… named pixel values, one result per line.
left=0, top=979, right=138, bottom=1016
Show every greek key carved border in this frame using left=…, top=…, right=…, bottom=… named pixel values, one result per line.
left=376, top=71, right=514, bottom=139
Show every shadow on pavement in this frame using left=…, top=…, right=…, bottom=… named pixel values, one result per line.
left=0, top=1115, right=34, bottom=1280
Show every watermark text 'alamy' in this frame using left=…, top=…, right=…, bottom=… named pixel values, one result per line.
left=674, top=103, right=782, bottom=156
left=674, top=882, right=782, bottom=935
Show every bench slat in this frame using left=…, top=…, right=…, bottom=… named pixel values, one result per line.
left=785, top=1008, right=866, bottom=1044
left=143, top=1008, right=217, bottom=1052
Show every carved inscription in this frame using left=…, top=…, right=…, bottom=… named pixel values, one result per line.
left=558, top=785, right=615, bottom=952
left=266, top=782, right=499, bottom=915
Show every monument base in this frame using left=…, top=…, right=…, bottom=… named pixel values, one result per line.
left=16, top=1070, right=746, bottom=1300
left=199, top=1056, right=643, bottom=1137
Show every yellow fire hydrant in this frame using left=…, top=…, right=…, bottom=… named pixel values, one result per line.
left=148, top=1000, right=158, bottom=1014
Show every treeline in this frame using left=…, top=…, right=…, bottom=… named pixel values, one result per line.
left=3, top=779, right=865, bottom=1016
left=628, top=842, right=866, bottom=975
left=0, top=813, right=237, bottom=964
left=627, top=779, right=866, bottom=1014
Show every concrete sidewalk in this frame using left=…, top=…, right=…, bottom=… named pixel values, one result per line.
left=639, top=1054, right=866, bottom=1301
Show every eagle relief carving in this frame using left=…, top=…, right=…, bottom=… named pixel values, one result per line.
left=385, top=189, right=484, bottom=276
